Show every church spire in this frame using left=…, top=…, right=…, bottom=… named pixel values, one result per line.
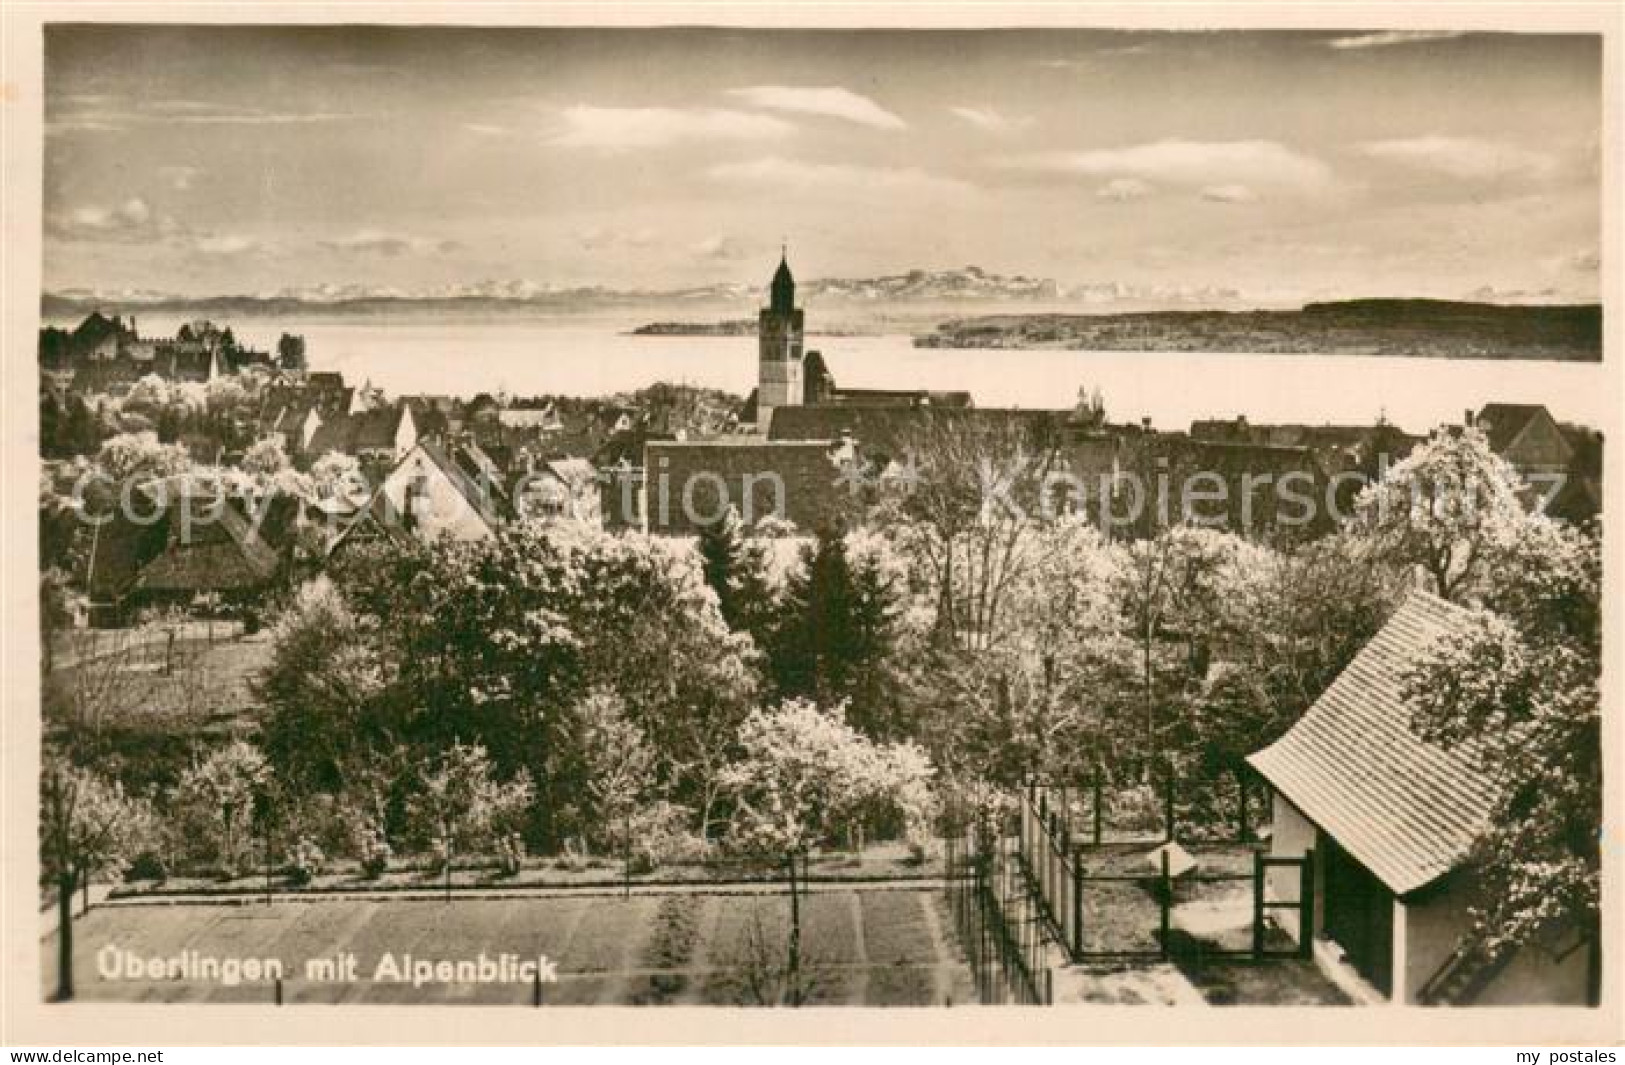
left=770, top=246, right=795, bottom=315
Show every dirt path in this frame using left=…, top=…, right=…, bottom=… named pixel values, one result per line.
left=845, top=891, right=871, bottom=1005
left=921, top=893, right=971, bottom=1006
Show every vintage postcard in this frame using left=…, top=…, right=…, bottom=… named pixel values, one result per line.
left=2, top=1, right=1620, bottom=1048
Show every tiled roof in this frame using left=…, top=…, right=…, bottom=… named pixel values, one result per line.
left=645, top=439, right=855, bottom=535
left=1475, top=403, right=1548, bottom=454
left=306, top=405, right=406, bottom=454
left=542, top=457, right=598, bottom=487
left=830, top=388, right=975, bottom=409
left=1249, top=591, right=1498, bottom=896
left=83, top=515, right=165, bottom=599
left=419, top=438, right=512, bottom=526
left=768, top=405, right=1079, bottom=456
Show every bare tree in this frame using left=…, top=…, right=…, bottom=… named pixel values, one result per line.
left=885, top=411, right=1064, bottom=652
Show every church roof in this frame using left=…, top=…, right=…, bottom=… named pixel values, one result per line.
left=770, top=252, right=796, bottom=312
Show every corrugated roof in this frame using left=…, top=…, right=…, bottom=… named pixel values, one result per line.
left=1248, top=591, right=1498, bottom=896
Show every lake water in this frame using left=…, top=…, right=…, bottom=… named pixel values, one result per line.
left=85, top=315, right=1613, bottom=435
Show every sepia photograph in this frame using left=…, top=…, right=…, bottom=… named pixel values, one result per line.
left=3, top=3, right=1619, bottom=1048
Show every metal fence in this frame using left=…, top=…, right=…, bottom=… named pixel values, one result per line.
left=942, top=818, right=1053, bottom=1005
left=1018, top=783, right=1312, bottom=963
left=1030, top=775, right=1262, bottom=848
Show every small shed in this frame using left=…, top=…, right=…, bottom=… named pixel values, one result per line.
left=1249, top=591, right=1595, bottom=1005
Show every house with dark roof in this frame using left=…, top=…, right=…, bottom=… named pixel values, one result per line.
left=401, top=394, right=461, bottom=432
left=1469, top=403, right=1600, bottom=524
left=154, top=340, right=222, bottom=384
left=1249, top=591, right=1595, bottom=1005
left=82, top=479, right=295, bottom=625
left=70, top=312, right=135, bottom=356
left=768, top=404, right=1081, bottom=457
left=1472, top=404, right=1571, bottom=477
left=329, top=439, right=513, bottom=551
left=1190, top=415, right=1421, bottom=468
left=1121, top=434, right=1345, bottom=539
left=258, top=402, right=326, bottom=458
left=644, top=439, right=856, bottom=536
left=517, top=457, right=602, bottom=525
left=305, top=403, right=418, bottom=465
left=71, top=360, right=144, bottom=396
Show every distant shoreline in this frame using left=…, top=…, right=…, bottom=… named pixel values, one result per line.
left=628, top=320, right=877, bottom=338
left=914, top=299, right=1602, bottom=362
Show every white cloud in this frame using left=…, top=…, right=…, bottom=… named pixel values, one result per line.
left=146, top=100, right=358, bottom=125
left=1096, top=177, right=1154, bottom=202
left=47, top=197, right=160, bottom=241
left=948, top=106, right=1032, bottom=135
left=1005, top=139, right=1333, bottom=193
left=159, top=165, right=200, bottom=191
left=707, top=156, right=972, bottom=198
left=1328, top=30, right=1466, bottom=51
left=549, top=106, right=794, bottom=150
left=192, top=233, right=261, bottom=256
left=116, top=197, right=151, bottom=225
left=727, top=86, right=905, bottom=130
left=575, top=226, right=659, bottom=251
left=691, top=235, right=748, bottom=261
left=1200, top=183, right=1257, bottom=204
left=318, top=230, right=462, bottom=256
left=1357, top=136, right=1558, bottom=181
left=47, top=99, right=358, bottom=135
left=463, top=123, right=510, bottom=136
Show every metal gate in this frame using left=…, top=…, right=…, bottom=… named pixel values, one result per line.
left=1019, top=784, right=1314, bottom=962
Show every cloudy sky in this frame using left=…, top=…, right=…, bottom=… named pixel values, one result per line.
left=43, top=26, right=1600, bottom=302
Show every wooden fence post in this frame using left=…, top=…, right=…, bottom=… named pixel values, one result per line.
left=1299, top=848, right=1315, bottom=959
left=1071, top=849, right=1084, bottom=959
left=1251, top=850, right=1266, bottom=958
left=1053, top=812, right=1066, bottom=904
left=1159, top=848, right=1172, bottom=959
left=1092, top=777, right=1103, bottom=846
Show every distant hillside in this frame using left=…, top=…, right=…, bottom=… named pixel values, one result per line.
left=41, top=266, right=1063, bottom=322
left=915, top=299, right=1601, bottom=361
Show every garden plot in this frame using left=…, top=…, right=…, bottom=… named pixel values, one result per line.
left=1072, top=842, right=1261, bottom=957
left=48, top=887, right=964, bottom=1006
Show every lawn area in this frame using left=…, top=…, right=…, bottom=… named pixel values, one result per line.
left=1072, top=842, right=1263, bottom=957
left=45, top=887, right=975, bottom=1006
left=44, top=632, right=273, bottom=735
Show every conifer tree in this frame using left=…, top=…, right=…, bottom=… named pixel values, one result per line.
left=696, top=505, right=775, bottom=644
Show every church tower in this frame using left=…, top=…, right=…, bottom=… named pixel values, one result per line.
left=757, top=249, right=805, bottom=428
